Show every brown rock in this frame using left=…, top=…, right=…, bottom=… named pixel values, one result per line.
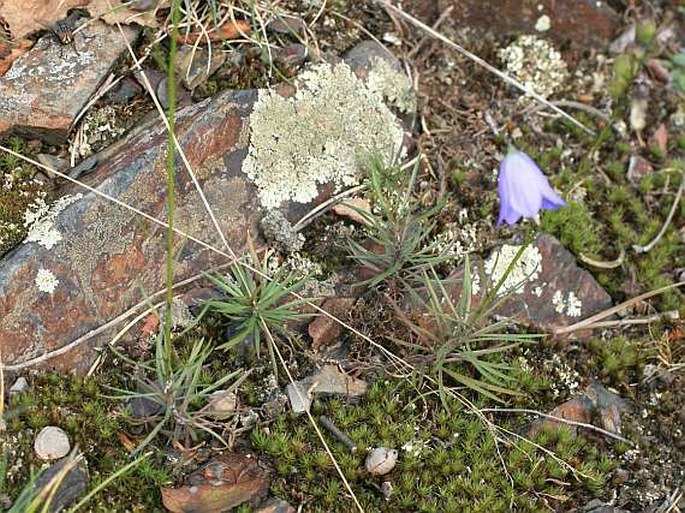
left=0, top=40, right=414, bottom=374
left=627, top=155, right=654, bottom=185
left=438, top=0, right=620, bottom=51
left=161, top=454, right=269, bottom=513
left=0, top=21, right=139, bottom=144
left=444, top=234, right=613, bottom=336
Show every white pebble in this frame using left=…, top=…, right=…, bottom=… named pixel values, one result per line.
left=34, top=426, right=71, bottom=460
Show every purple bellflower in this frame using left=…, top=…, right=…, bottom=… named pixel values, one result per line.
left=497, top=148, right=567, bottom=225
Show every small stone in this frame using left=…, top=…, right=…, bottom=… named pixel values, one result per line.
left=129, top=396, right=163, bottom=419
left=381, top=481, right=394, bottom=500
left=255, top=497, right=296, bottom=513
left=240, top=409, right=260, bottom=428
left=34, top=426, right=71, bottom=460
left=12, top=455, right=89, bottom=511
left=175, top=46, right=227, bottom=90
left=9, top=376, right=28, bottom=395
left=365, top=447, right=398, bottom=476
left=627, top=155, right=653, bottom=186
left=285, top=382, right=312, bottom=413
left=105, top=76, right=143, bottom=104
left=201, top=389, right=238, bottom=420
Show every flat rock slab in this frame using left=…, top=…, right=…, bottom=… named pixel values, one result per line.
left=445, top=234, right=613, bottom=335
left=0, top=41, right=414, bottom=373
left=438, top=0, right=620, bottom=50
left=0, top=21, right=139, bottom=144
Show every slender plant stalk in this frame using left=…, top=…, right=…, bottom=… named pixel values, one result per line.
left=163, top=0, right=182, bottom=368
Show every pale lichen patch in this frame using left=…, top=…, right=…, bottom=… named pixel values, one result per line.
left=552, top=289, right=583, bottom=317
left=498, top=35, right=568, bottom=100
left=23, top=193, right=83, bottom=250
left=242, top=61, right=405, bottom=209
left=484, top=244, right=542, bottom=296
left=366, top=57, right=416, bottom=114
left=35, top=268, right=59, bottom=294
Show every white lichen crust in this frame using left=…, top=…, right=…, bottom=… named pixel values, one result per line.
left=498, top=35, right=568, bottom=100
left=484, top=244, right=542, bottom=296
left=23, top=193, right=83, bottom=250
left=35, top=268, right=59, bottom=294
left=366, top=57, right=416, bottom=114
left=552, top=289, right=583, bottom=317
left=243, top=61, right=406, bottom=209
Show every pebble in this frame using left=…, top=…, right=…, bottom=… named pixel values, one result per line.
left=365, top=447, right=398, bottom=476
left=34, top=426, right=71, bottom=460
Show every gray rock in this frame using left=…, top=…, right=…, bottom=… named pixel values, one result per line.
left=9, top=376, right=28, bottom=395
left=12, top=455, right=88, bottom=513
left=0, top=21, right=139, bottom=144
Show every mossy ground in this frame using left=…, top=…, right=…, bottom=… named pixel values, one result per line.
left=0, top=136, right=47, bottom=257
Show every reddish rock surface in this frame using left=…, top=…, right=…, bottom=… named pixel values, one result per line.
left=0, top=20, right=139, bottom=144
left=444, top=234, right=613, bottom=335
left=435, top=0, right=620, bottom=50
left=0, top=41, right=412, bottom=374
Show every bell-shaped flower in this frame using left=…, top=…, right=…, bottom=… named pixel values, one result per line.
left=497, top=149, right=566, bottom=225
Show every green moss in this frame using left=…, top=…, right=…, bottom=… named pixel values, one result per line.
left=588, top=335, right=644, bottom=385
left=254, top=379, right=615, bottom=512
left=540, top=202, right=603, bottom=257
left=0, top=137, right=48, bottom=256
left=1, top=372, right=169, bottom=511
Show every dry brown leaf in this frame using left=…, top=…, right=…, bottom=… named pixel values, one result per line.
left=332, top=197, right=372, bottom=225
left=0, top=0, right=88, bottom=41
left=85, top=0, right=165, bottom=28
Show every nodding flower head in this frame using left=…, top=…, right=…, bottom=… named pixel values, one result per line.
left=497, top=148, right=566, bottom=225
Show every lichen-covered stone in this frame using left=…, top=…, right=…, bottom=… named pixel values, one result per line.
left=444, top=234, right=613, bottom=335
left=0, top=40, right=414, bottom=373
left=0, top=21, right=139, bottom=144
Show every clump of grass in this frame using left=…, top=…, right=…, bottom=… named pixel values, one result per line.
left=395, top=261, right=539, bottom=404
left=109, top=335, right=247, bottom=454
left=200, top=241, right=314, bottom=374
left=346, top=156, right=454, bottom=288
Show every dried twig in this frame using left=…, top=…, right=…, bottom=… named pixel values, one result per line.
left=319, top=415, right=358, bottom=453
left=633, top=169, right=684, bottom=254
left=480, top=408, right=634, bottom=445
left=553, top=281, right=685, bottom=335
left=578, top=249, right=626, bottom=269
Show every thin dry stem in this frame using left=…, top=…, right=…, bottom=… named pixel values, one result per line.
left=553, top=281, right=685, bottom=335
left=633, top=169, right=684, bottom=254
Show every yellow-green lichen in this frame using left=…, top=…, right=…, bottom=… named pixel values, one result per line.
left=242, top=60, right=406, bottom=209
